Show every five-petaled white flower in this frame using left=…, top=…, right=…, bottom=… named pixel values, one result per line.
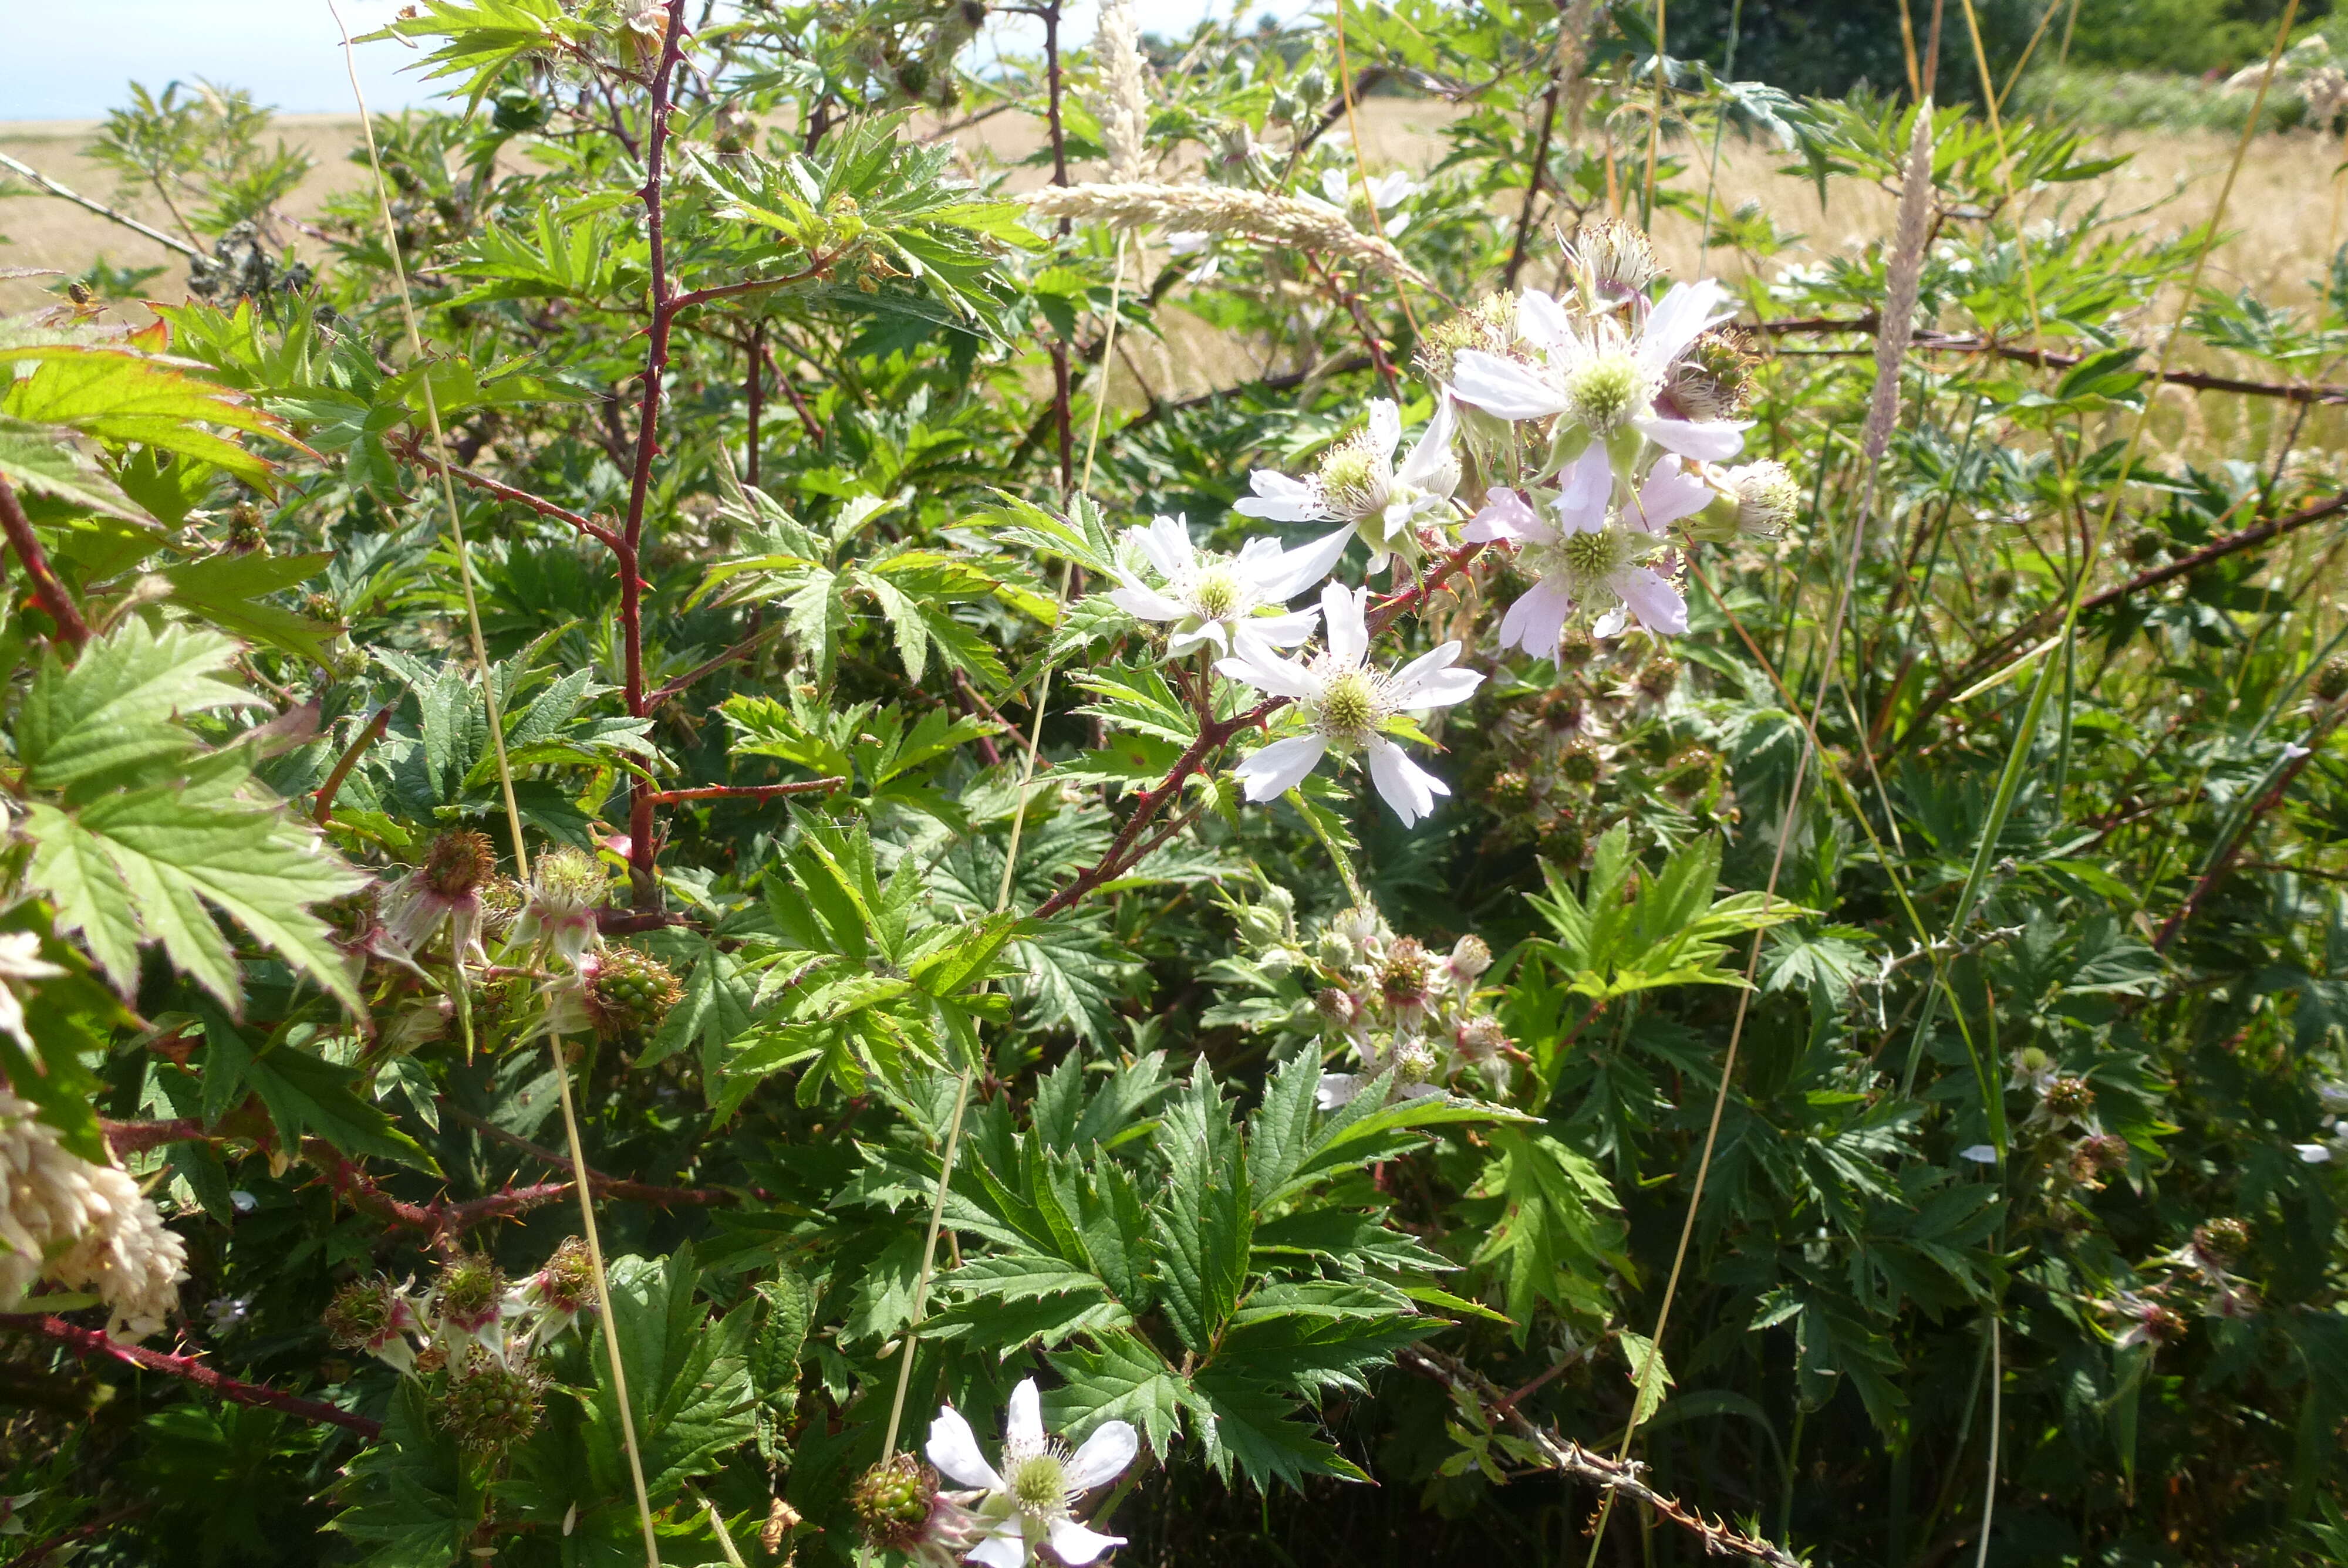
left=1216, top=582, right=1483, bottom=827
left=1465, top=449, right=1712, bottom=650
left=926, top=1378, right=1138, bottom=1568
left=1449, top=279, right=1749, bottom=464
left=1235, top=397, right=1462, bottom=575
left=1107, top=513, right=1350, bottom=658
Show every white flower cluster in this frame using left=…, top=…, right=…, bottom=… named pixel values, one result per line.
left=1304, top=904, right=1506, bottom=1108
left=1100, top=222, right=1791, bottom=830
left=1, top=1089, right=188, bottom=1341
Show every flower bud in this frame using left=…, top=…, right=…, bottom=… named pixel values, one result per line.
left=1315, top=988, right=1358, bottom=1028
left=2317, top=654, right=2348, bottom=704
left=1448, top=934, right=1492, bottom=983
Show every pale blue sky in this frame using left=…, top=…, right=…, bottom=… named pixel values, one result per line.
left=1, top=0, right=1316, bottom=121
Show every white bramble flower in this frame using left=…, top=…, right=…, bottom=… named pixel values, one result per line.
left=1236, top=397, right=1463, bottom=575
left=1107, top=514, right=1348, bottom=657
left=926, top=1377, right=1138, bottom=1568
left=1, top=1090, right=187, bottom=1341
left=1318, top=167, right=1420, bottom=236
left=1464, top=451, right=1712, bottom=648
left=1449, top=280, right=1749, bottom=465
left=1217, top=583, right=1484, bottom=827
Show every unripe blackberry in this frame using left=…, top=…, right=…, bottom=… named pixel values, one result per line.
left=853, top=1454, right=939, bottom=1553
left=1559, top=738, right=1601, bottom=785
left=1983, top=569, right=2016, bottom=603
left=1539, top=816, right=1585, bottom=867
left=1556, top=629, right=1597, bottom=670
left=477, top=874, right=525, bottom=944
left=328, top=645, right=371, bottom=682
left=1492, top=769, right=1533, bottom=809
left=1541, top=692, right=1587, bottom=732
left=2316, top=654, right=2348, bottom=703
left=1636, top=657, right=1680, bottom=702
left=2070, top=1132, right=2130, bottom=1181
left=2123, top=526, right=2166, bottom=565
left=423, top=830, right=497, bottom=899
left=2193, top=1217, right=2251, bottom=1268
left=1668, top=327, right=1755, bottom=421
left=586, top=947, right=683, bottom=1038
left=303, top=592, right=342, bottom=625
left=225, top=502, right=266, bottom=553
left=432, top=1255, right=507, bottom=1335
left=436, top=1350, right=545, bottom=1452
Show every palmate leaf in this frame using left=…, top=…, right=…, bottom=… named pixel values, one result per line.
left=0, top=416, right=146, bottom=522
left=0, top=343, right=285, bottom=491
left=375, top=0, right=582, bottom=115
left=15, top=620, right=256, bottom=796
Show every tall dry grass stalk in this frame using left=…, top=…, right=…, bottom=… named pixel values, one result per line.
left=1025, top=181, right=1435, bottom=289
left=1865, top=100, right=1937, bottom=468
left=1089, top=0, right=1153, bottom=184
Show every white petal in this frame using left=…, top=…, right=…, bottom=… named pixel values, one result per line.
left=1065, top=1420, right=1139, bottom=1490
left=1450, top=350, right=1570, bottom=421
left=1630, top=455, right=1714, bottom=533
left=1050, top=1519, right=1127, bottom=1566
left=1006, top=1378, right=1045, bottom=1451
left=1107, top=584, right=1188, bottom=623
left=1398, top=396, right=1458, bottom=489
left=1366, top=734, right=1445, bottom=827
left=1462, top=488, right=1536, bottom=543
left=2298, top=1143, right=2334, bottom=1164
left=1636, top=417, right=1749, bottom=462
left=1165, top=621, right=1229, bottom=655
left=1958, top=1145, right=1999, bottom=1164
left=1497, top=578, right=1576, bottom=657
left=1637, top=278, right=1735, bottom=376
left=1399, top=1082, right=1446, bottom=1100
left=1366, top=398, right=1402, bottom=462
left=1320, top=167, right=1350, bottom=207
left=1555, top=443, right=1614, bottom=534
left=1315, top=1072, right=1367, bottom=1109
left=926, top=1405, right=1004, bottom=1491
left=1516, top=288, right=1577, bottom=350
left=968, top=1525, right=1030, bottom=1568
left=1239, top=610, right=1320, bottom=651
left=1234, top=734, right=1330, bottom=802
left=1133, top=516, right=1193, bottom=579
left=1610, top=566, right=1688, bottom=634
left=1256, top=523, right=1355, bottom=602
left=1234, top=471, right=1328, bottom=522
left=1591, top=606, right=1630, bottom=638
left=1215, top=648, right=1319, bottom=699
left=1388, top=643, right=1482, bottom=710
left=1322, top=581, right=1370, bottom=670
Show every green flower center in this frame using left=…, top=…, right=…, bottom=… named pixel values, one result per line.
left=1316, top=442, right=1382, bottom=511
left=1318, top=670, right=1378, bottom=736
left=1561, top=528, right=1627, bottom=579
left=1565, top=353, right=1645, bottom=430
left=1008, top=1449, right=1069, bottom=1516
left=1190, top=568, right=1242, bottom=620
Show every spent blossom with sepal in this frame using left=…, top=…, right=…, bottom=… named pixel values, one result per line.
left=1106, top=513, right=1348, bottom=657
left=1305, top=901, right=1512, bottom=1108
left=925, top=1377, right=1138, bottom=1568
left=1235, top=397, right=1463, bottom=575
left=1216, top=582, right=1483, bottom=827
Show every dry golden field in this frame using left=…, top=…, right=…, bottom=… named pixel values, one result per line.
left=5, top=99, right=2344, bottom=459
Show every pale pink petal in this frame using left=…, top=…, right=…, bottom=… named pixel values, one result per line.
left=1463, top=488, right=1543, bottom=543
left=1497, top=578, right=1576, bottom=657
left=1256, top=523, right=1355, bottom=601
left=1450, top=350, right=1570, bottom=421
left=926, top=1405, right=1004, bottom=1491
left=1234, top=734, right=1330, bottom=802
left=1366, top=734, right=1446, bottom=827
left=1611, top=566, right=1688, bottom=634
left=1316, top=1072, right=1368, bottom=1109
left=1050, top=1520, right=1126, bottom=1566
left=1065, top=1420, right=1139, bottom=1489
left=1235, top=471, right=1328, bottom=522
left=1555, top=444, right=1614, bottom=534
left=1322, top=581, right=1370, bottom=670
left=1630, top=455, right=1713, bottom=534
left=1637, top=278, right=1736, bottom=376
left=1366, top=398, right=1402, bottom=462
left=1636, top=417, right=1749, bottom=462
left=1005, top=1379, right=1045, bottom=1451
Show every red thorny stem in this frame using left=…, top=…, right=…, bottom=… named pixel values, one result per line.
left=1033, top=538, right=1489, bottom=920
left=620, top=0, right=690, bottom=910
left=0, top=1313, right=381, bottom=1437
left=0, top=472, right=90, bottom=649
